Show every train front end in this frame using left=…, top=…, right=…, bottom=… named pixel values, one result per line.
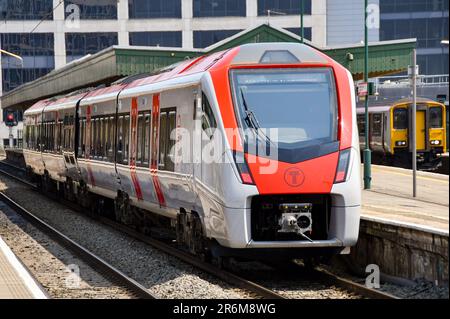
left=206, top=43, right=361, bottom=257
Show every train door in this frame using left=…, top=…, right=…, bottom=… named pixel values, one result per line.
left=63, top=109, right=79, bottom=178
left=200, top=92, right=218, bottom=188
left=193, top=92, right=202, bottom=185
left=416, top=110, right=426, bottom=150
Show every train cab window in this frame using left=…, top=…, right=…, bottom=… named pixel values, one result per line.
left=429, top=107, right=443, bottom=128
left=159, top=108, right=176, bottom=172
left=372, top=114, right=382, bottom=136
left=357, top=114, right=365, bottom=136
left=201, top=93, right=217, bottom=139
left=393, top=108, right=408, bottom=130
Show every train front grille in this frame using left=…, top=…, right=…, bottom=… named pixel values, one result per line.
left=250, top=194, right=331, bottom=241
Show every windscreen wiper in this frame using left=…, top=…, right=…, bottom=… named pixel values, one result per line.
left=240, top=88, right=276, bottom=149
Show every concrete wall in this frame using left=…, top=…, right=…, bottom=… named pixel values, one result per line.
left=351, top=217, right=448, bottom=285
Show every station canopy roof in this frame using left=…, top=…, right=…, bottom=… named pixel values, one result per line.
left=1, top=24, right=416, bottom=111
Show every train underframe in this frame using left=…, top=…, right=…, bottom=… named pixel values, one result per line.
left=364, top=148, right=444, bottom=171
left=27, top=168, right=342, bottom=263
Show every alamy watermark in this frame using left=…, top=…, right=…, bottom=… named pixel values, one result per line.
left=365, top=264, right=381, bottom=289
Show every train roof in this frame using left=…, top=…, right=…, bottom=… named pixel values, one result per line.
left=26, top=43, right=335, bottom=114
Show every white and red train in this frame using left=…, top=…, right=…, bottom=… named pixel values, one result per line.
left=23, top=43, right=361, bottom=259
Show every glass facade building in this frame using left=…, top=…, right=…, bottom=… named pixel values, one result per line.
left=1, top=33, right=54, bottom=92
left=65, top=33, right=118, bottom=62
left=380, top=0, right=449, bottom=75
left=128, top=0, right=182, bottom=19
left=194, top=29, right=242, bottom=48
left=64, top=0, right=118, bottom=20
left=0, top=0, right=53, bottom=20
left=1, top=0, right=324, bottom=94
left=193, top=0, right=246, bottom=17
left=257, top=0, right=312, bottom=16
left=129, top=32, right=182, bottom=47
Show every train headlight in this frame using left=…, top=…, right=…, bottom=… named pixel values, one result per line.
left=430, top=140, right=441, bottom=145
left=395, top=141, right=407, bottom=146
left=233, top=151, right=255, bottom=185
left=334, top=148, right=351, bottom=184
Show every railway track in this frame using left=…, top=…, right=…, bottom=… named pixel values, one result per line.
left=0, top=163, right=156, bottom=299
left=0, top=160, right=398, bottom=299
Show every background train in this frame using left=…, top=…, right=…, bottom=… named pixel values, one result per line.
left=23, top=43, right=361, bottom=260
left=357, top=98, right=447, bottom=170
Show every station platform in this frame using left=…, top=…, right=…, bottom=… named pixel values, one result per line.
left=0, top=236, right=47, bottom=299
left=361, top=164, right=449, bottom=234
left=353, top=164, right=449, bottom=285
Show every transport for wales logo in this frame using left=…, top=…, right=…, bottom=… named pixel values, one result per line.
left=284, top=167, right=305, bottom=187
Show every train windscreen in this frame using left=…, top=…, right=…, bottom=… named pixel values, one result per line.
left=393, top=108, right=408, bottom=130
left=231, top=68, right=338, bottom=148
left=429, top=107, right=443, bottom=128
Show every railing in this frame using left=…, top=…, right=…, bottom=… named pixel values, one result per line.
left=377, top=74, right=449, bottom=87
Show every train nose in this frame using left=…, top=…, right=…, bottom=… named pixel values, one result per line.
left=245, top=152, right=340, bottom=195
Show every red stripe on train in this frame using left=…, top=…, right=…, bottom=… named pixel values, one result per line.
left=150, top=94, right=166, bottom=207
left=129, top=97, right=144, bottom=201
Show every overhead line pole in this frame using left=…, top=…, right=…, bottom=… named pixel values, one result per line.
left=363, top=0, right=371, bottom=189
left=412, top=49, right=417, bottom=197
left=300, top=0, right=304, bottom=43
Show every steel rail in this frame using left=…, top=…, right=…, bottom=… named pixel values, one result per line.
left=0, top=186, right=156, bottom=299
left=0, top=164, right=284, bottom=299
left=313, top=267, right=399, bottom=299
left=0, top=161, right=398, bottom=299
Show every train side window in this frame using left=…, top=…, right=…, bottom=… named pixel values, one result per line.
left=136, top=113, right=143, bottom=166
left=117, top=115, right=124, bottom=164
left=143, top=113, right=151, bottom=166
left=159, top=112, right=167, bottom=169
left=393, top=108, right=408, bottom=129
left=92, top=118, right=97, bottom=158
left=136, top=112, right=151, bottom=167
left=429, top=107, right=443, bottom=128
left=123, top=115, right=130, bottom=164
left=372, top=114, right=382, bottom=137
left=357, top=114, right=365, bottom=136
left=167, top=111, right=176, bottom=171
left=158, top=108, right=176, bottom=172
left=201, top=93, right=217, bottom=139
left=101, top=117, right=107, bottom=160
left=36, top=124, right=41, bottom=151
left=57, top=119, right=63, bottom=153
left=79, top=119, right=85, bottom=157
left=109, top=116, right=115, bottom=162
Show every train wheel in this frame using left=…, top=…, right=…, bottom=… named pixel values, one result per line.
left=114, top=191, right=135, bottom=226
left=77, top=180, right=91, bottom=209
left=176, top=210, right=209, bottom=260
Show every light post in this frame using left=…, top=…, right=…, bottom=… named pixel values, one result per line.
left=363, top=0, right=371, bottom=189
left=0, top=49, right=24, bottom=67
left=300, top=0, right=304, bottom=43
left=411, top=49, right=418, bottom=197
